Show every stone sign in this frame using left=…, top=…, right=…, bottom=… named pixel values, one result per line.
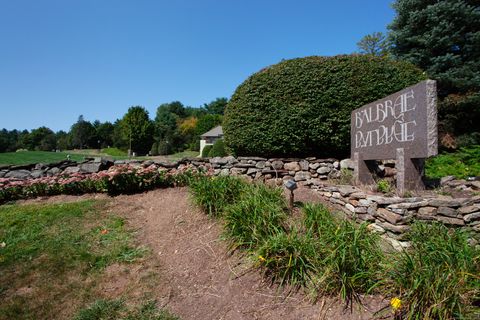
left=350, top=80, right=438, bottom=194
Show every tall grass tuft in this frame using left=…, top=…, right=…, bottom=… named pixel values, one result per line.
left=315, top=220, right=384, bottom=304
left=256, top=228, right=318, bottom=287
left=386, top=222, right=480, bottom=319
left=223, top=183, right=287, bottom=249
left=303, top=203, right=336, bottom=236
left=189, top=175, right=246, bottom=216
left=303, top=204, right=383, bottom=304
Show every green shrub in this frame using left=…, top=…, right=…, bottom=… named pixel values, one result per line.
left=224, top=55, right=426, bottom=157
left=386, top=222, right=480, bottom=320
left=223, top=183, right=287, bottom=249
left=157, top=141, right=172, bottom=155
left=426, top=145, right=480, bottom=179
left=189, top=175, right=246, bottom=216
left=150, top=142, right=159, bottom=156
left=201, top=145, right=213, bottom=158
left=376, top=179, right=392, bottom=193
left=208, top=139, right=226, bottom=157
left=256, top=228, right=317, bottom=287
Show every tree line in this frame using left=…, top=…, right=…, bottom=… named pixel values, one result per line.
left=0, top=98, right=227, bottom=155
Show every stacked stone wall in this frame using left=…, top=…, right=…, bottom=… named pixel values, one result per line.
left=1, top=155, right=479, bottom=248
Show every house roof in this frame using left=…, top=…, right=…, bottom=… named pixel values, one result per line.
left=200, top=125, right=223, bottom=138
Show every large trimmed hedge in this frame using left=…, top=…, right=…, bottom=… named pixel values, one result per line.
left=224, top=55, right=426, bottom=157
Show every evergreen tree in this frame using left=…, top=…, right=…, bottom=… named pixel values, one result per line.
left=388, top=0, right=480, bottom=146
left=389, top=0, right=480, bottom=96
left=70, top=115, right=96, bottom=149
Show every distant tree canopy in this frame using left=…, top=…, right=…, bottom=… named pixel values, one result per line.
left=195, top=114, right=223, bottom=136
left=357, top=32, right=389, bottom=56
left=204, top=97, right=228, bottom=115
left=224, top=55, right=426, bottom=158
left=0, top=97, right=227, bottom=155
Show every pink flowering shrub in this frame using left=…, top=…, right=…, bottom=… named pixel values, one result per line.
left=0, top=163, right=211, bottom=203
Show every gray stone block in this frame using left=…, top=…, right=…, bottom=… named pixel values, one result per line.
left=437, top=206, right=458, bottom=217
left=271, top=160, right=284, bottom=170
left=376, top=208, right=404, bottom=224
left=436, top=215, right=465, bottom=226
left=294, top=171, right=311, bottom=181
left=5, top=169, right=31, bottom=179
left=464, top=212, right=480, bottom=223
left=79, top=163, right=102, bottom=173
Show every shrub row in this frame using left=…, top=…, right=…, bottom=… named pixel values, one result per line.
left=189, top=176, right=480, bottom=319
left=0, top=164, right=200, bottom=204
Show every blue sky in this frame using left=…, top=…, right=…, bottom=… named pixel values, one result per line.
left=0, top=0, right=395, bottom=132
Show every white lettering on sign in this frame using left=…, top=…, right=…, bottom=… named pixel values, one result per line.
left=353, top=90, right=417, bottom=148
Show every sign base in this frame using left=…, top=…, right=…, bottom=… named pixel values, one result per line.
left=353, top=150, right=425, bottom=196
left=396, top=148, right=425, bottom=195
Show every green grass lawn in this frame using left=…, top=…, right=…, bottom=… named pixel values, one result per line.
left=164, top=150, right=199, bottom=161
left=0, top=200, right=176, bottom=320
left=0, top=151, right=90, bottom=166
left=0, top=149, right=199, bottom=166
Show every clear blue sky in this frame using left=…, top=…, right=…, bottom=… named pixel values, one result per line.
left=0, top=0, right=395, bottom=132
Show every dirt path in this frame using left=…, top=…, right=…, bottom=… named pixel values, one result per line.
left=106, top=187, right=390, bottom=320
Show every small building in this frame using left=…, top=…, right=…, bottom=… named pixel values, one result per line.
left=200, top=126, right=223, bottom=156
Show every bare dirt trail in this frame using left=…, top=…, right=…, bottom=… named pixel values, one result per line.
left=108, top=187, right=391, bottom=320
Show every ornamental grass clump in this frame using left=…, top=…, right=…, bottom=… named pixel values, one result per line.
left=315, top=219, right=384, bottom=304
left=256, top=228, right=317, bottom=288
left=386, top=222, right=480, bottom=320
left=302, top=203, right=383, bottom=303
left=223, top=183, right=287, bottom=249
left=189, top=175, right=247, bottom=217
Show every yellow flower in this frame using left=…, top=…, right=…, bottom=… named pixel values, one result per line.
left=390, top=297, right=402, bottom=311
left=258, top=255, right=266, bottom=262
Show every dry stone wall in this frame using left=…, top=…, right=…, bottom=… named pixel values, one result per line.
left=1, top=155, right=479, bottom=248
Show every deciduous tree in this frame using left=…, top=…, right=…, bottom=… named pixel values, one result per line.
left=121, top=106, right=154, bottom=155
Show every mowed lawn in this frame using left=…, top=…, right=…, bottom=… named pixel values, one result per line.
left=0, top=150, right=200, bottom=166
left=0, top=151, right=88, bottom=166
left=0, top=199, right=177, bottom=320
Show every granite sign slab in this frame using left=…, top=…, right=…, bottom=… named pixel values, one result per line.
left=350, top=80, right=438, bottom=194
left=351, top=80, right=437, bottom=160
